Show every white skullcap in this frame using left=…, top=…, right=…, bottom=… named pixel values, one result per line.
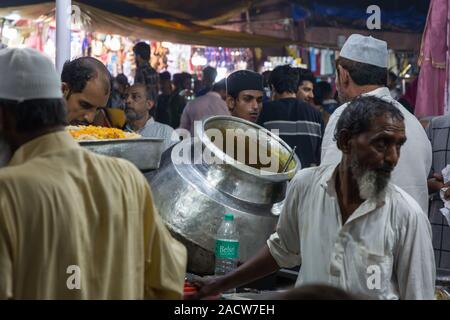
left=339, top=34, right=388, bottom=68
left=0, top=48, right=62, bottom=102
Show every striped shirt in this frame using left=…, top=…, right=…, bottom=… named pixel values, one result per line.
left=257, top=98, right=324, bottom=168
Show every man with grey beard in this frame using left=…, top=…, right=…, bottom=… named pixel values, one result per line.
left=321, top=34, right=431, bottom=214
left=192, top=96, right=435, bottom=300
left=124, top=83, right=178, bottom=151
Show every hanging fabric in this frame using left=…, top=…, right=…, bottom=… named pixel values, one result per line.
left=415, top=0, right=448, bottom=117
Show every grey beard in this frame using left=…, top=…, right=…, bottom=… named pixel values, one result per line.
left=0, top=137, right=12, bottom=168
left=125, top=109, right=141, bottom=122
left=351, top=158, right=390, bottom=202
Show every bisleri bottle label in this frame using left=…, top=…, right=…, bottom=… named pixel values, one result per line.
left=215, top=240, right=239, bottom=259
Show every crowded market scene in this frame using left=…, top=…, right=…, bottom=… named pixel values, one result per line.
left=0, top=0, right=449, bottom=304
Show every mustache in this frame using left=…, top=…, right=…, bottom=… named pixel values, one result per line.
left=70, top=120, right=91, bottom=126
left=375, top=164, right=394, bottom=175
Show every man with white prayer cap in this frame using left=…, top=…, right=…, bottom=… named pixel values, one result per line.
left=321, top=34, right=432, bottom=215
left=0, top=48, right=187, bottom=299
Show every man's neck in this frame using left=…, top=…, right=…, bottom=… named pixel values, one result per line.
left=137, top=58, right=149, bottom=68
left=275, top=92, right=297, bottom=100
left=129, top=113, right=150, bottom=131
left=335, top=162, right=364, bottom=224
left=349, top=85, right=382, bottom=99
left=10, top=126, right=65, bottom=153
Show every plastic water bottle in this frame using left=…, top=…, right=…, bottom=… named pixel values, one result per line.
left=214, top=214, right=239, bottom=292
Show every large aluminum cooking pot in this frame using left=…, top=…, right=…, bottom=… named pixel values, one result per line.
left=147, top=116, right=300, bottom=274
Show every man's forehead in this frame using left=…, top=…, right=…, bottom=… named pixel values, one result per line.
left=83, top=77, right=109, bottom=94
left=128, top=85, right=146, bottom=94
left=300, top=81, right=314, bottom=88
left=239, top=90, right=263, bottom=98
left=81, top=79, right=109, bottom=105
left=368, top=113, right=405, bottom=134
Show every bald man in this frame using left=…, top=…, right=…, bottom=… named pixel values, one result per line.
left=124, top=84, right=178, bottom=151
left=61, top=57, right=111, bottom=125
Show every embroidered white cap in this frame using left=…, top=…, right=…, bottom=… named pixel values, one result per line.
left=339, top=34, right=388, bottom=68
left=0, top=48, right=62, bottom=102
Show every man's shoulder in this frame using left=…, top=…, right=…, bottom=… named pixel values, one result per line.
left=82, top=149, right=142, bottom=174
left=330, top=102, right=349, bottom=117
left=290, top=165, right=334, bottom=189
left=89, top=153, right=149, bottom=189
left=297, top=101, right=323, bottom=119
left=0, top=150, right=143, bottom=186
left=386, top=184, right=428, bottom=222
left=140, top=64, right=157, bottom=74
left=262, top=99, right=281, bottom=109
left=152, top=120, right=174, bottom=132
left=428, top=115, right=450, bottom=129
left=0, top=165, right=34, bottom=184
left=189, top=93, right=210, bottom=106
left=325, top=102, right=348, bottom=128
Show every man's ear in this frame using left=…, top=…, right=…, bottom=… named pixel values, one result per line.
left=61, top=82, right=70, bottom=99
left=336, top=129, right=353, bottom=155
left=226, top=96, right=235, bottom=112
left=146, top=99, right=155, bottom=111
left=337, top=65, right=350, bottom=88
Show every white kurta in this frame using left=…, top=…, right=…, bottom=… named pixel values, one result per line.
left=267, top=165, right=436, bottom=300
left=320, top=87, right=432, bottom=214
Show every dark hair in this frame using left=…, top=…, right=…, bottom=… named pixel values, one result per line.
left=0, top=98, right=67, bottom=133
left=202, top=66, right=217, bottom=83
left=172, top=73, right=183, bottom=89
left=262, top=70, right=272, bottom=87
left=336, top=57, right=387, bottom=86
left=269, top=65, right=299, bottom=94
left=115, top=73, right=129, bottom=87
left=334, top=96, right=404, bottom=145
left=159, top=71, right=171, bottom=82
left=61, top=57, right=111, bottom=95
left=146, top=87, right=158, bottom=103
left=133, top=42, right=151, bottom=61
left=388, top=71, right=398, bottom=83
left=313, top=81, right=333, bottom=105
left=212, top=79, right=226, bottom=92
left=181, top=72, right=192, bottom=82
left=296, top=68, right=315, bottom=87
left=131, top=84, right=157, bottom=102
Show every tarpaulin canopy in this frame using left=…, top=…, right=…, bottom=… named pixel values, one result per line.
left=287, top=0, right=430, bottom=51
left=291, top=0, right=430, bottom=33
left=0, top=0, right=295, bottom=47
left=125, top=0, right=253, bottom=25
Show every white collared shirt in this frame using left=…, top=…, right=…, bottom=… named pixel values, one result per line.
left=133, top=117, right=179, bottom=151
left=267, top=164, right=435, bottom=300
left=321, top=87, right=432, bottom=214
